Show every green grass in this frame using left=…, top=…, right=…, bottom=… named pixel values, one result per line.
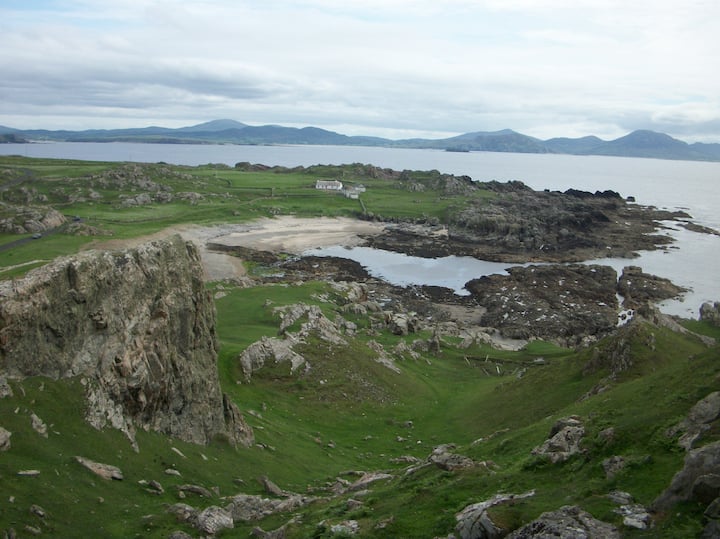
left=1, top=156, right=719, bottom=537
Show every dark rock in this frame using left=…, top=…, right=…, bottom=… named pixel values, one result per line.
left=466, top=265, right=618, bottom=345
left=701, top=520, right=720, bottom=539
left=692, top=474, right=720, bottom=505
left=369, top=185, right=680, bottom=263
left=704, top=497, right=720, bottom=519
left=507, top=505, right=620, bottom=538
left=618, top=266, right=687, bottom=308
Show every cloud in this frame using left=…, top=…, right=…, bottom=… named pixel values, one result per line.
left=1, top=0, right=718, bottom=141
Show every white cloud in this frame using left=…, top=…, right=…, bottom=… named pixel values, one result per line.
left=1, top=0, right=718, bottom=141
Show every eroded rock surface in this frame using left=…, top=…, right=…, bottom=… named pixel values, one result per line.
left=618, top=266, right=687, bottom=308
left=466, top=265, right=618, bottom=345
left=507, top=505, right=619, bottom=539
left=0, top=236, right=253, bottom=448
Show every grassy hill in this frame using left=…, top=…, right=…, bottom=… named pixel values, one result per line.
left=1, top=277, right=718, bottom=537
left=1, top=156, right=719, bottom=537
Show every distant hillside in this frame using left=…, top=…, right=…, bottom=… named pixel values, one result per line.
left=3, top=120, right=719, bottom=161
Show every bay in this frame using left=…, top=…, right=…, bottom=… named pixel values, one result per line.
left=1, top=141, right=718, bottom=317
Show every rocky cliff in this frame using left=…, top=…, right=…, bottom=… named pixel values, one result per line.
left=0, top=235, right=253, bottom=449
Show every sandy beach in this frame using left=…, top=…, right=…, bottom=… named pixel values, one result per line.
left=86, top=216, right=386, bottom=282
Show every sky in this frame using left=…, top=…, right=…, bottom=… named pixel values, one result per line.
left=1, top=0, right=719, bottom=142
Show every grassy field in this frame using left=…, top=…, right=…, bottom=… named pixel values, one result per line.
left=1, top=156, right=490, bottom=278
left=1, top=156, right=719, bottom=537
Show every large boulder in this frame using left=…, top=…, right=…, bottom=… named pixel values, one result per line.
left=667, top=391, right=720, bottom=450
left=507, top=505, right=619, bottom=538
left=0, top=236, right=253, bottom=449
left=531, top=417, right=585, bottom=464
left=653, top=440, right=720, bottom=512
left=455, top=491, right=535, bottom=539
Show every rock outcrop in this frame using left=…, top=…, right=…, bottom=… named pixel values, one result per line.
left=507, top=505, right=619, bottom=538
left=618, top=266, right=687, bottom=308
left=466, top=265, right=618, bottom=345
left=454, top=491, right=535, bottom=539
left=0, top=236, right=253, bottom=449
left=667, top=392, right=720, bottom=450
left=531, top=416, right=585, bottom=464
left=0, top=204, right=66, bottom=234
left=652, top=440, right=720, bottom=513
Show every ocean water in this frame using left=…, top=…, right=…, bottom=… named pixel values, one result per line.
left=2, top=142, right=718, bottom=317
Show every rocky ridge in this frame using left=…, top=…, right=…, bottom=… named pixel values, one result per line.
left=0, top=235, right=252, bottom=449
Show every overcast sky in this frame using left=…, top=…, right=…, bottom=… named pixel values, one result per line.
left=1, top=0, right=719, bottom=141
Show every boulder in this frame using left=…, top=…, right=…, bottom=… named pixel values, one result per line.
left=429, top=444, right=476, bottom=471
left=0, top=376, right=13, bottom=398
left=0, top=427, right=11, bottom=451
left=0, top=205, right=66, bottom=234
left=531, top=417, right=585, bottom=463
left=194, top=506, right=234, bottom=535
left=74, top=456, right=123, bottom=480
left=653, top=440, right=720, bottom=512
left=507, top=505, right=619, bottom=538
left=455, top=491, right=535, bottom=539
left=669, top=391, right=720, bottom=450
left=30, top=413, right=48, bottom=438
left=238, top=336, right=306, bottom=381
left=225, top=494, right=314, bottom=522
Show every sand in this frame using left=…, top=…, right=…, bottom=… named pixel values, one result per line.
left=85, top=216, right=386, bottom=282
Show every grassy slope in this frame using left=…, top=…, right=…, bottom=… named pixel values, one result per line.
left=1, top=157, right=719, bottom=537
left=1, top=280, right=717, bottom=537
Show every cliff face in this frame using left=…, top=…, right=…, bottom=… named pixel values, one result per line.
left=0, top=235, right=253, bottom=449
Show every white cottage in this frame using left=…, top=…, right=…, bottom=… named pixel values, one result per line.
left=315, top=179, right=343, bottom=191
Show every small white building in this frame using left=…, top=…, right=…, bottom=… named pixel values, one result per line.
left=315, top=179, right=343, bottom=191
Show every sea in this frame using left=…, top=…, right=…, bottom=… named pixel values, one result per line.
left=1, top=141, right=719, bottom=318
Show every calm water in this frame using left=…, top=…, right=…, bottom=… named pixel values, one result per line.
left=2, top=142, right=719, bottom=317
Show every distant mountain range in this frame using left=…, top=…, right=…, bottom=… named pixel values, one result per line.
left=1, top=119, right=719, bottom=162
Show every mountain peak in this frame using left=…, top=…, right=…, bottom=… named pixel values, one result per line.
left=182, top=119, right=248, bottom=132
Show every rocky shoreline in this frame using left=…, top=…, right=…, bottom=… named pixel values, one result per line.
left=364, top=182, right=691, bottom=263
